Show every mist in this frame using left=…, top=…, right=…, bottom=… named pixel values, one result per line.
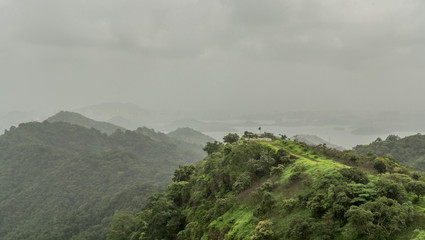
left=0, top=0, right=424, bottom=116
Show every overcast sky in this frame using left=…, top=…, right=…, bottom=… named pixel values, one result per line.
left=1, top=0, right=424, bottom=115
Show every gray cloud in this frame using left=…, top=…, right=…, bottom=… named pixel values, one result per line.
left=0, top=0, right=424, bottom=115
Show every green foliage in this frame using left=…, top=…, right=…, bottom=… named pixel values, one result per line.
left=354, top=134, right=425, bottom=171
left=111, top=137, right=425, bottom=240
left=250, top=220, right=275, bottom=240
left=374, top=159, right=387, bottom=173
left=339, top=167, right=369, bottom=184
left=248, top=151, right=276, bottom=177
left=0, top=121, right=205, bottom=239
left=406, top=181, right=425, bottom=201
left=285, top=217, right=315, bottom=240
left=223, top=133, right=240, bottom=144
left=108, top=211, right=137, bottom=240
left=233, top=172, right=253, bottom=193
left=243, top=131, right=258, bottom=138
left=173, top=165, right=196, bottom=182
left=412, top=229, right=425, bottom=240
left=203, top=141, right=223, bottom=155
left=376, top=178, right=408, bottom=203
left=134, top=193, right=185, bottom=240
left=344, top=197, right=413, bottom=239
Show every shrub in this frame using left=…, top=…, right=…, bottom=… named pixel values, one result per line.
left=233, top=172, right=253, bottom=193
left=339, top=168, right=369, bottom=184
left=250, top=220, right=275, bottom=240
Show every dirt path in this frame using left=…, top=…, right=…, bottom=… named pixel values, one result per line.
left=266, top=142, right=320, bottom=163
left=264, top=141, right=343, bottom=168
left=237, top=178, right=268, bottom=201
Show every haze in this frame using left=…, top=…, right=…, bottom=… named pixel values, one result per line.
left=1, top=0, right=424, bottom=116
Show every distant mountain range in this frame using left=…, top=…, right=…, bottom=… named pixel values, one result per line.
left=291, top=134, right=345, bottom=151
left=167, top=127, right=216, bottom=146
left=46, top=111, right=126, bottom=134
left=75, top=102, right=169, bottom=130
left=166, top=118, right=237, bottom=133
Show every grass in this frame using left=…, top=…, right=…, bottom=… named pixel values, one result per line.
left=208, top=205, right=256, bottom=240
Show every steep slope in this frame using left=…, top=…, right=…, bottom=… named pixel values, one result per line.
left=46, top=111, right=126, bottom=134
left=353, top=134, right=425, bottom=171
left=167, top=127, right=216, bottom=146
left=112, top=136, right=425, bottom=240
left=0, top=121, right=205, bottom=240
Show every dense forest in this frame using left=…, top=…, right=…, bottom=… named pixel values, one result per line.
left=109, top=135, right=425, bottom=240
left=0, top=121, right=206, bottom=239
left=354, top=134, right=425, bottom=171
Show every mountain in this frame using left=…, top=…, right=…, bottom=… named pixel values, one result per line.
left=353, top=134, right=425, bottom=171
left=0, top=121, right=205, bottom=239
left=167, top=127, right=216, bottom=146
left=111, top=137, right=425, bottom=240
left=75, top=102, right=167, bottom=129
left=46, top=111, right=126, bottom=134
left=166, top=118, right=237, bottom=132
left=292, top=134, right=345, bottom=151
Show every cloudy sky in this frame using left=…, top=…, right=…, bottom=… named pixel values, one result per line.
left=0, top=0, right=424, bottom=115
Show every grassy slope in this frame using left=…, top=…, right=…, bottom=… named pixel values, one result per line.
left=192, top=140, right=423, bottom=239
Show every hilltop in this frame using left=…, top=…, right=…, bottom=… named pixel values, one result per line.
left=111, top=135, right=425, bottom=240
left=0, top=121, right=205, bottom=239
left=46, top=111, right=126, bottom=134
left=75, top=102, right=164, bottom=129
left=167, top=127, right=216, bottom=146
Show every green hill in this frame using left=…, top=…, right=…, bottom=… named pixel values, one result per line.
left=0, top=121, right=205, bottom=239
left=46, top=111, right=126, bottom=134
left=110, top=136, right=425, bottom=240
left=167, top=127, right=216, bottom=146
left=353, top=134, right=425, bottom=171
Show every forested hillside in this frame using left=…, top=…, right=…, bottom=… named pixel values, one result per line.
left=110, top=136, right=425, bottom=240
left=354, top=134, right=425, bottom=171
left=0, top=121, right=205, bottom=239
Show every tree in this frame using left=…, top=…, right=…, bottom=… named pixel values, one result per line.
left=406, top=181, right=425, bottom=201
left=376, top=178, right=408, bottom=203
left=344, top=206, right=375, bottom=238
left=203, top=141, right=222, bottom=155
left=374, top=160, right=387, bottom=173
left=339, top=167, right=369, bottom=184
left=108, top=211, right=137, bottom=240
left=223, top=133, right=239, bottom=144
left=243, top=131, right=257, bottom=138
left=173, top=165, right=195, bottom=182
